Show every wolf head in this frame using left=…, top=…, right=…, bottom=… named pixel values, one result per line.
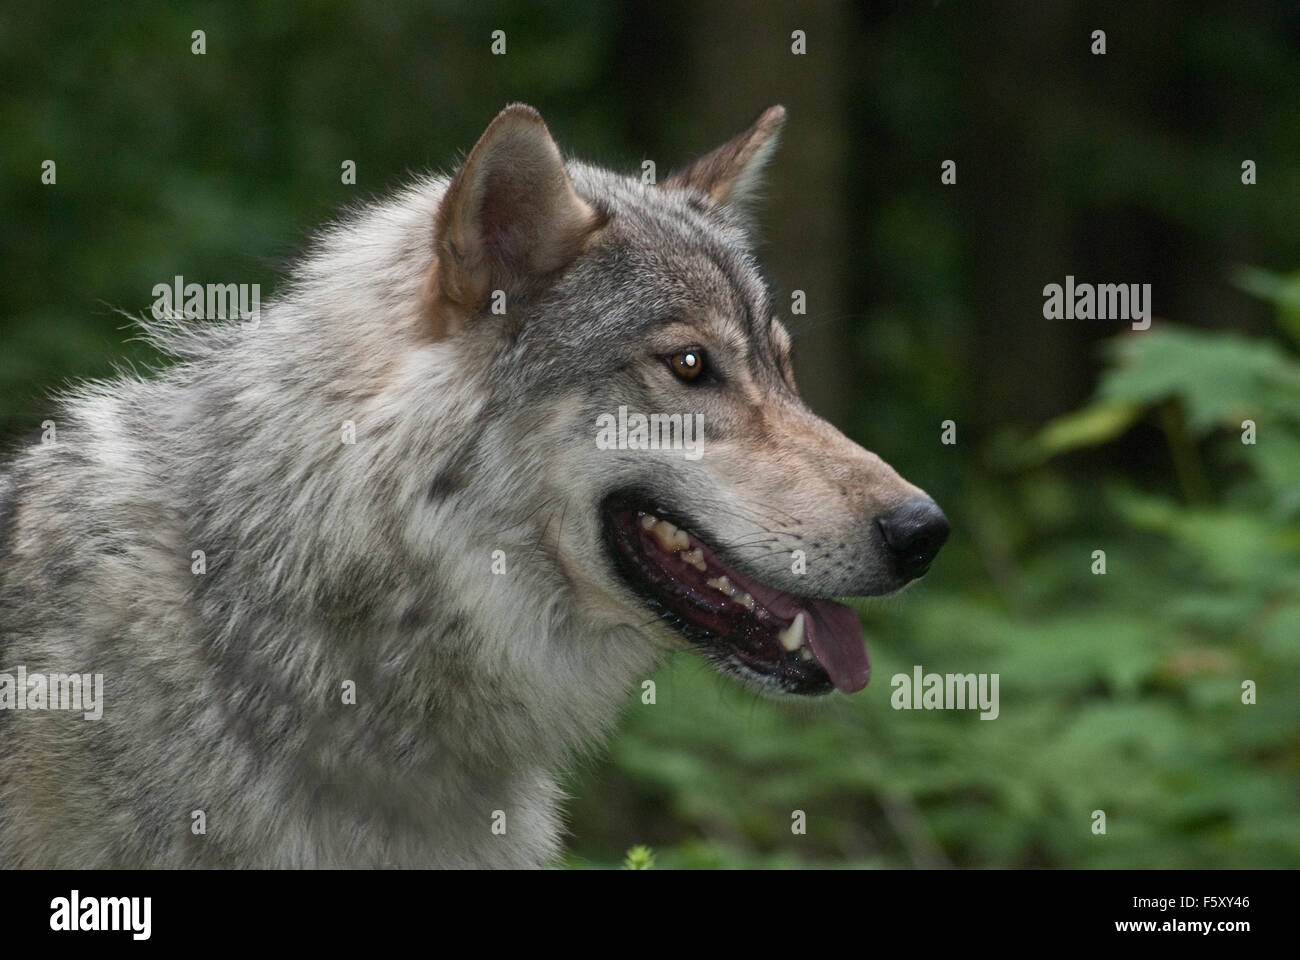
left=412, top=103, right=948, bottom=698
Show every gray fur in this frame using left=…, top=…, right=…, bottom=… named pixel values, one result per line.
left=0, top=106, right=931, bottom=867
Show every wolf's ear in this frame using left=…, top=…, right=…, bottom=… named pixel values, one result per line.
left=660, top=105, right=786, bottom=208
left=426, top=104, right=603, bottom=340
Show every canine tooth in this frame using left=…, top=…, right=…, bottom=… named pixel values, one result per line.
left=681, top=548, right=706, bottom=571
left=639, top=514, right=656, bottom=530
left=778, top=612, right=806, bottom=652
left=737, top=592, right=755, bottom=611
left=650, top=520, right=680, bottom=551
left=706, top=576, right=732, bottom=596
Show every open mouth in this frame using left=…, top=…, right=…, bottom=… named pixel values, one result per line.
left=603, top=492, right=871, bottom=696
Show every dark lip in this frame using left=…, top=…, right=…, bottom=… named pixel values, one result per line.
left=600, top=488, right=834, bottom=696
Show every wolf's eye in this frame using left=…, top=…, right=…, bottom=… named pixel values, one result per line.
left=666, top=348, right=707, bottom=383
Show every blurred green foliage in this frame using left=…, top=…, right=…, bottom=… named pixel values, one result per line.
left=2, top=2, right=1298, bottom=868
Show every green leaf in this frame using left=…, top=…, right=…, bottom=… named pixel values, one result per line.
left=1024, top=400, right=1144, bottom=461
left=1098, top=327, right=1300, bottom=434
left=1231, top=265, right=1300, bottom=347
left=622, top=845, right=656, bottom=870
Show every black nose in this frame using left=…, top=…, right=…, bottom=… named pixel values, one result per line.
left=876, top=498, right=950, bottom=580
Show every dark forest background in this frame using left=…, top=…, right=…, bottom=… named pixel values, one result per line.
left=2, top=1, right=1297, bottom=867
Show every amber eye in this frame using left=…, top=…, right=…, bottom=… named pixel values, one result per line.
left=667, top=348, right=707, bottom=382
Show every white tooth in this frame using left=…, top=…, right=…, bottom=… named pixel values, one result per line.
left=737, top=592, right=755, bottom=611
left=671, top=529, right=690, bottom=550
left=681, top=548, right=706, bottom=572
left=777, top=612, right=806, bottom=652
left=639, top=514, right=656, bottom=530
left=706, top=576, right=732, bottom=596
left=799, top=646, right=813, bottom=661
left=650, top=519, right=680, bottom=551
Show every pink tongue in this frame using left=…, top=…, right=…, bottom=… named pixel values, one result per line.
left=803, top=601, right=870, bottom=693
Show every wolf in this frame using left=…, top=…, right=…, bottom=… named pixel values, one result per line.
left=0, top=104, right=948, bottom=868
